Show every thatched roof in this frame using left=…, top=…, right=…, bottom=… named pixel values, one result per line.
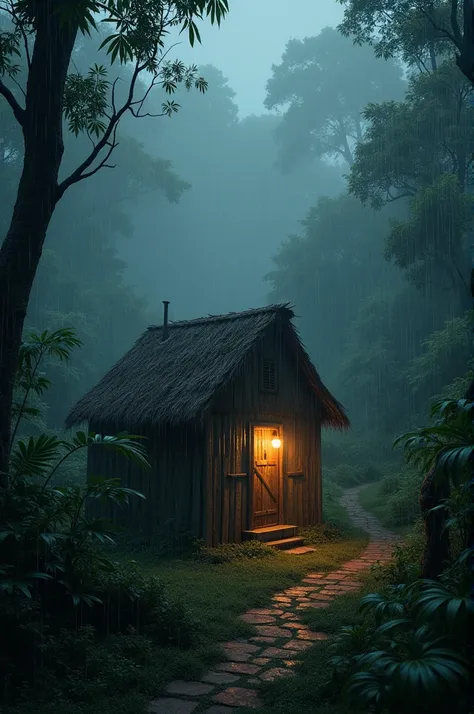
left=66, top=303, right=349, bottom=430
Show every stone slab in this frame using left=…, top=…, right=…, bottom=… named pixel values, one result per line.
left=255, top=625, right=292, bottom=638
left=148, top=698, right=198, bottom=714
left=261, top=646, right=298, bottom=658
left=212, top=687, right=263, bottom=708
left=202, top=671, right=240, bottom=685
left=252, top=657, right=271, bottom=665
left=165, top=681, right=214, bottom=697
left=216, top=661, right=262, bottom=676
left=249, top=636, right=276, bottom=644
left=220, top=641, right=260, bottom=653
left=297, top=630, right=329, bottom=641
left=240, top=613, right=276, bottom=624
left=283, top=639, right=313, bottom=651
left=260, top=667, right=296, bottom=681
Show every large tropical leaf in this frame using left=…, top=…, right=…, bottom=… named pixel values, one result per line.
left=9, top=434, right=61, bottom=479
left=394, top=398, right=474, bottom=486
left=415, top=581, right=474, bottom=630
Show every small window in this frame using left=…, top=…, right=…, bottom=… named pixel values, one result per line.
left=261, top=357, right=277, bottom=392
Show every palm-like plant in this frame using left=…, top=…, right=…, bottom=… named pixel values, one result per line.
left=0, top=328, right=150, bottom=606
left=338, top=583, right=471, bottom=714
left=394, top=399, right=474, bottom=486
left=330, top=398, right=474, bottom=714
left=394, top=398, right=474, bottom=579
left=346, top=626, right=468, bottom=714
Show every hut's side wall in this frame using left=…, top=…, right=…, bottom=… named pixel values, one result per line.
left=86, top=422, right=205, bottom=542
left=208, top=321, right=322, bottom=544
left=205, top=415, right=250, bottom=546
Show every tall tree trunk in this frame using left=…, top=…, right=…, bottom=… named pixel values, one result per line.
left=419, top=464, right=451, bottom=579
left=0, top=2, right=78, bottom=487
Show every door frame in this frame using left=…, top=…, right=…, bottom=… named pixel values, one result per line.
left=248, top=421, right=283, bottom=530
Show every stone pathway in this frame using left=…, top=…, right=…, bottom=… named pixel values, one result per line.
left=148, top=486, right=399, bottom=713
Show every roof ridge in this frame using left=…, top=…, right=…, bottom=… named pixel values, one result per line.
left=146, top=303, right=293, bottom=331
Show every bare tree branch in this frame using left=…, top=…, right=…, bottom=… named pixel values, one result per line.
left=56, top=61, right=143, bottom=198
left=451, top=252, right=470, bottom=291
left=421, top=6, right=460, bottom=50
left=67, top=123, right=119, bottom=185
left=0, top=78, right=25, bottom=125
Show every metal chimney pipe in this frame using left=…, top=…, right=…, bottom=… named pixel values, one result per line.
left=162, top=301, right=170, bottom=341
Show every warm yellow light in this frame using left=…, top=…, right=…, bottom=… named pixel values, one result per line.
left=271, top=431, right=281, bottom=449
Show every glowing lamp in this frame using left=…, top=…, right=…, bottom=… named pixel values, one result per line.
left=271, top=430, right=281, bottom=449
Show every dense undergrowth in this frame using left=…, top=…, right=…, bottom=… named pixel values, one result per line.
left=0, top=329, right=368, bottom=714
left=2, top=329, right=472, bottom=714
left=323, top=426, right=424, bottom=532
left=255, top=398, right=474, bottom=714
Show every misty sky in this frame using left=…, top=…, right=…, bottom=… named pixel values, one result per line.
left=116, top=0, right=347, bottom=322
left=171, top=0, right=343, bottom=117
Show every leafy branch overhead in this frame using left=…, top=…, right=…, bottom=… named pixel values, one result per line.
left=338, top=0, right=474, bottom=89
left=0, top=0, right=228, bottom=192
left=394, top=397, right=474, bottom=485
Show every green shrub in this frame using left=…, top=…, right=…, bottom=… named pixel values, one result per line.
left=322, top=479, right=352, bottom=529
left=378, top=471, right=402, bottom=496
left=371, top=518, right=424, bottom=584
left=325, top=463, right=365, bottom=487
left=322, top=431, right=382, bottom=469
left=194, top=539, right=276, bottom=564
left=384, top=470, right=422, bottom=526
left=330, top=557, right=473, bottom=714
left=325, top=462, right=384, bottom=488
left=329, top=397, right=474, bottom=714
left=367, top=468, right=422, bottom=528
left=300, top=522, right=349, bottom=544
left=0, top=329, right=197, bottom=705
left=90, top=561, right=197, bottom=647
left=360, top=464, right=383, bottom=482
left=4, top=625, right=163, bottom=711
left=114, top=527, right=199, bottom=559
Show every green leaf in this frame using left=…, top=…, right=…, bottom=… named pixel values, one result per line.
left=24, top=571, right=54, bottom=582
left=10, top=433, right=61, bottom=478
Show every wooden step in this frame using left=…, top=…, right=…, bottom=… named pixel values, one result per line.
left=266, top=536, right=305, bottom=550
left=242, top=524, right=298, bottom=543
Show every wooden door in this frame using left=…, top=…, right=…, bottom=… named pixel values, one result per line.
left=253, top=426, right=281, bottom=528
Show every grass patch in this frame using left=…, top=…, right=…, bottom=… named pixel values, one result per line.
left=322, top=480, right=355, bottom=531
left=5, top=529, right=368, bottom=714
left=358, top=481, right=413, bottom=536
left=135, top=532, right=368, bottom=648
left=358, top=481, right=386, bottom=521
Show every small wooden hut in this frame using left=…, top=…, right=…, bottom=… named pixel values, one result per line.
left=66, top=303, right=349, bottom=547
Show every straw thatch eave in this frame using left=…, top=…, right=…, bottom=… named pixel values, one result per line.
left=65, top=303, right=349, bottom=431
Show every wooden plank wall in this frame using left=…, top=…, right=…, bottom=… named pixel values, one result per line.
left=207, top=414, right=250, bottom=544
left=86, top=421, right=205, bottom=540
left=85, top=425, right=150, bottom=530
left=209, top=318, right=323, bottom=540
left=85, top=315, right=324, bottom=545
left=206, top=410, right=322, bottom=544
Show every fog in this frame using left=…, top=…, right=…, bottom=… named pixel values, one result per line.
left=118, top=0, right=345, bottom=321
left=1, top=0, right=470, bottom=444
left=167, top=0, right=344, bottom=118
left=2, top=6, right=473, bottom=711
